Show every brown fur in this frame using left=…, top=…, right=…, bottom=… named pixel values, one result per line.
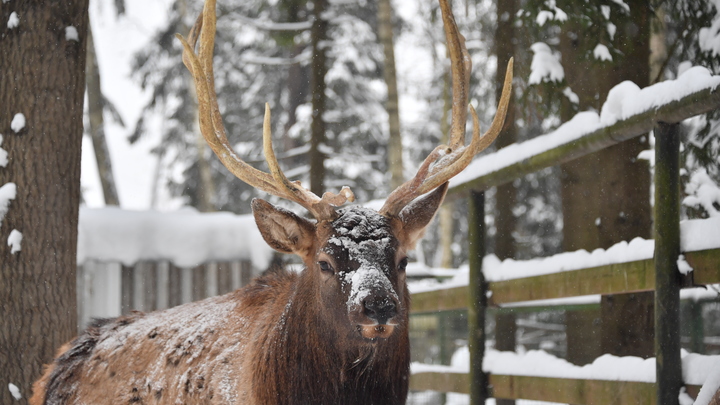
left=33, top=188, right=446, bottom=404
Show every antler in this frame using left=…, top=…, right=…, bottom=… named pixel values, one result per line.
left=176, top=0, right=354, bottom=221
left=379, top=0, right=513, bottom=217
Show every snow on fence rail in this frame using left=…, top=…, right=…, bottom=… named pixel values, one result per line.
left=75, top=208, right=274, bottom=328
left=408, top=68, right=720, bottom=404
left=447, top=67, right=720, bottom=198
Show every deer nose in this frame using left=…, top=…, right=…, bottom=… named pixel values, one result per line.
left=362, top=296, right=397, bottom=325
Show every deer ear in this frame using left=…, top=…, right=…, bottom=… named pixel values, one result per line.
left=252, top=199, right=316, bottom=256
left=396, top=182, right=449, bottom=248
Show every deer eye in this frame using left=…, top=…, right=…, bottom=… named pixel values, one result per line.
left=318, top=261, right=335, bottom=274
left=398, top=258, right=408, bottom=273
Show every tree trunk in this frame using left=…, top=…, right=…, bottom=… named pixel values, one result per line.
left=560, top=0, right=653, bottom=364
left=493, top=2, right=517, bottom=403
left=377, top=0, right=404, bottom=190
left=0, top=1, right=89, bottom=403
left=309, top=0, right=329, bottom=196
left=86, top=24, right=120, bottom=206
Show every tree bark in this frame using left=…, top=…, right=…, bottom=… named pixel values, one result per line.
left=377, top=0, right=404, bottom=190
left=86, top=24, right=120, bottom=206
left=560, top=0, right=653, bottom=364
left=309, top=0, right=329, bottom=196
left=0, top=1, right=89, bottom=403
left=493, top=4, right=517, bottom=403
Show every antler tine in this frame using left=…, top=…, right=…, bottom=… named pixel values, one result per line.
left=379, top=0, right=513, bottom=218
left=441, top=0, right=472, bottom=150
left=177, top=0, right=352, bottom=221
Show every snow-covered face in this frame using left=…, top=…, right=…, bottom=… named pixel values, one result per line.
left=315, top=207, right=407, bottom=341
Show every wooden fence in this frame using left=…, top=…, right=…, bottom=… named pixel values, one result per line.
left=76, top=259, right=254, bottom=329
left=408, top=82, right=720, bottom=404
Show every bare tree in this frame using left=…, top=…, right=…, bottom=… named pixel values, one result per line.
left=377, top=0, right=404, bottom=190
left=86, top=25, right=120, bottom=206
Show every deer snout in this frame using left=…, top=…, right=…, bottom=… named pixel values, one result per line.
left=362, top=295, right=397, bottom=325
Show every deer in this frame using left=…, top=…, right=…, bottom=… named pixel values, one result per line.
left=30, top=0, right=512, bottom=403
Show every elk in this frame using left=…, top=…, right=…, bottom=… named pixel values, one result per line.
left=31, top=0, right=512, bottom=403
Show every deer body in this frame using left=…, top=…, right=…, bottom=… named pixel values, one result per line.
left=32, top=0, right=512, bottom=402
left=32, top=206, right=418, bottom=405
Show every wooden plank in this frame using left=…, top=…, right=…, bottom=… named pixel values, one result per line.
left=686, top=249, right=720, bottom=285
left=411, top=373, right=704, bottom=404
left=192, top=264, right=207, bottom=302
left=168, top=263, right=183, bottom=308
left=467, top=191, right=488, bottom=404
left=410, top=371, right=468, bottom=394
left=121, top=265, right=134, bottom=314
left=217, top=262, right=234, bottom=295
left=410, top=248, right=719, bottom=312
left=490, top=259, right=655, bottom=305
left=447, top=86, right=720, bottom=198
left=654, top=122, right=683, bottom=405
left=491, top=375, right=656, bottom=405
left=411, top=286, right=468, bottom=314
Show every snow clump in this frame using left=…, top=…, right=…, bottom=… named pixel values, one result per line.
left=65, top=26, right=79, bottom=41
left=8, top=229, right=22, bottom=254
left=683, top=168, right=720, bottom=217
left=8, top=383, right=21, bottom=400
left=7, top=12, right=18, bottom=29
left=593, top=44, right=613, bottom=61
left=0, top=182, right=18, bottom=230
left=677, top=255, right=693, bottom=275
left=0, top=134, right=8, bottom=167
left=528, top=42, right=564, bottom=85
left=11, top=113, right=25, bottom=133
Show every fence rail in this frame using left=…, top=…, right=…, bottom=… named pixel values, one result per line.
left=411, top=247, right=720, bottom=313
left=410, top=372, right=703, bottom=405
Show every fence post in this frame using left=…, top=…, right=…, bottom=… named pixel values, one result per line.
left=468, top=190, right=488, bottom=404
left=654, top=121, right=682, bottom=405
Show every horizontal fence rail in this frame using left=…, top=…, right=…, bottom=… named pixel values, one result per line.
left=447, top=86, right=720, bottom=198
left=409, top=372, right=703, bottom=405
left=410, top=248, right=720, bottom=313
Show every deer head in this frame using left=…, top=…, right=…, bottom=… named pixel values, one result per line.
left=177, top=0, right=512, bottom=341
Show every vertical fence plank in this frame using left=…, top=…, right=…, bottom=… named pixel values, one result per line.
left=168, top=263, right=183, bottom=308
left=231, top=261, right=242, bottom=290
left=217, top=262, right=234, bottom=295
left=654, top=122, right=682, bottom=405
left=143, top=262, right=158, bottom=311
left=181, top=267, right=193, bottom=304
left=192, top=264, right=207, bottom=302
left=240, top=260, right=253, bottom=287
left=156, top=261, right=169, bottom=310
left=468, top=190, right=488, bottom=404
left=206, top=262, right=218, bottom=298
left=121, top=265, right=134, bottom=315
